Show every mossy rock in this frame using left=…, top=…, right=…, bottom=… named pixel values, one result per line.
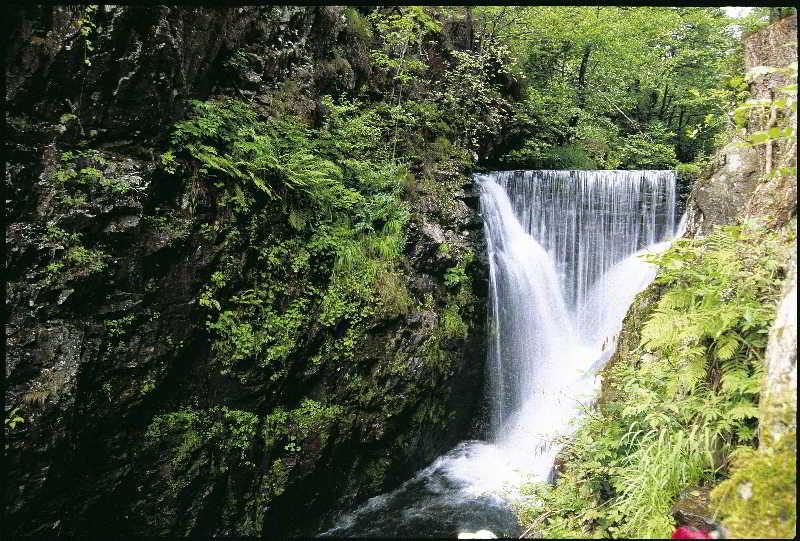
left=672, top=487, right=718, bottom=532
left=598, top=281, right=664, bottom=407
left=711, top=427, right=796, bottom=538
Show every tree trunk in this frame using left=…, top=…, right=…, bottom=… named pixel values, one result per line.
left=659, top=84, right=670, bottom=117
left=665, top=104, right=677, bottom=128
left=569, top=43, right=593, bottom=130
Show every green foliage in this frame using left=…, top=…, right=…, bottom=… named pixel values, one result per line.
left=146, top=406, right=262, bottom=471
left=609, top=122, right=678, bottom=169
left=144, top=215, right=192, bottom=242
left=548, top=144, right=597, bottom=170
left=146, top=399, right=344, bottom=478
left=171, top=100, right=349, bottom=212
left=65, top=245, right=107, bottom=273
left=38, top=224, right=107, bottom=285
left=4, top=406, right=24, bottom=431
left=440, top=305, right=468, bottom=339
left=735, top=62, right=797, bottom=177
left=439, top=251, right=477, bottom=340
left=487, top=6, right=742, bottom=167
left=367, top=7, right=442, bottom=102
left=75, top=5, right=97, bottom=67
left=518, top=223, right=792, bottom=538
left=436, top=40, right=513, bottom=152
left=344, top=8, right=371, bottom=41
left=49, top=149, right=133, bottom=198
left=738, top=8, right=797, bottom=37
left=173, top=99, right=414, bottom=383
left=675, top=162, right=703, bottom=177
left=106, top=314, right=136, bottom=338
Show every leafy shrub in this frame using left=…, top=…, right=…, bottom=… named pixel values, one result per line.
left=174, top=99, right=414, bottom=382
left=611, top=122, right=679, bottom=169
left=170, top=100, right=350, bottom=212
left=547, top=144, right=598, bottom=170
left=674, top=162, right=702, bottom=177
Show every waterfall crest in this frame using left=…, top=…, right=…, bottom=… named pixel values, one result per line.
left=321, top=169, right=680, bottom=538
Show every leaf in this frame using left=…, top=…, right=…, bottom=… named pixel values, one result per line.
left=727, top=401, right=760, bottom=421
left=747, top=132, right=770, bottom=144
left=715, top=335, right=739, bottom=361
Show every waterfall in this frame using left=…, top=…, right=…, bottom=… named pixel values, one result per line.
left=479, top=170, right=678, bottom=481
left=321, top=170, right=680, bottom=538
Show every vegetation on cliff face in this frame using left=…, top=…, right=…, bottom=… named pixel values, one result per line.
left=515, top=14, right=797, bottom=540
left=6, top=6, right=503, bottom=537
left=5, top=5, right=796, bottom=538
left=125, top=88, right=490, bottom=534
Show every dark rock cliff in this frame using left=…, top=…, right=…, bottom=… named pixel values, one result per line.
left=5, top=6, right=497, bottom=537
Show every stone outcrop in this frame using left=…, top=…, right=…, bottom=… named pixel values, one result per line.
left=685, top=14, right=797, bottom=237
left=761, top=251, right=797, bottom=439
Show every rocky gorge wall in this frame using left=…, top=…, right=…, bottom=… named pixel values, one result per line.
left=5, top=6, right=501, bottom=537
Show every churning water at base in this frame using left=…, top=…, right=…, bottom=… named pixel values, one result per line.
left=321, top=170, right=681, bottom=538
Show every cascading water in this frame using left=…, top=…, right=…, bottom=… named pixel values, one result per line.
left=321, top=170, right=682, bottom=538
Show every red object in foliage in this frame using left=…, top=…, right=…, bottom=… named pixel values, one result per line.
left=672, top=526, right=713, bottom=539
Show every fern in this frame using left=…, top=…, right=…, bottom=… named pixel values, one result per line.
left=522, top=222, right=792, bottom=538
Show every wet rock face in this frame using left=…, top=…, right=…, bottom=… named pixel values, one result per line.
left=8, top=6, right=308, bottom=145
left=6, top=6, right=490, bottom=538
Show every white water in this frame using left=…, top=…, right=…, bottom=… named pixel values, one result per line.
left=321, top=170, right=681, bottom=538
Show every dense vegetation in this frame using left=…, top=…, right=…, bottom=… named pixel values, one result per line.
left=5, top=5, right=796, bottom=538
left=476, top=6, right=748, bottom=170
left=512, top=11, right=797, bottom=535
left=516, top=222, right=795, bottom=538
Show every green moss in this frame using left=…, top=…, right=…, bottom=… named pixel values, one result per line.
left=712, top=428, right=796, bottom=538
left=711, top=395, right=797, bottom=539
left=599, top=281, right=663, bottom=406
left=440, top=305, right=468, bottom=339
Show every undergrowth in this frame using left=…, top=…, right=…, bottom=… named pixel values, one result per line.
left=516, top=221, right=793, bottom=538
